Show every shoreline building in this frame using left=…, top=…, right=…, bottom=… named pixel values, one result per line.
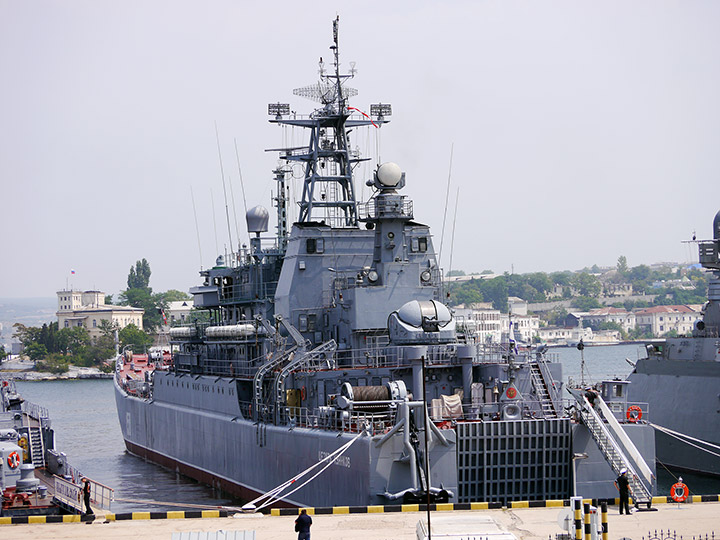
left=56, top=289, right=144, bottom=340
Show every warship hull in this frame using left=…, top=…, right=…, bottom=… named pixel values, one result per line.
left=627, top=356, right=720, bottom=476
left=115, top=369, right=657, bottom=507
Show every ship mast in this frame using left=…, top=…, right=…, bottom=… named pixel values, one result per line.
left=267, top=16, right=388, bottom=228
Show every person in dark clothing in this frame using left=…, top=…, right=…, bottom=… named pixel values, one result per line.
left=584, top=386, right=598, bottom=407
left=295, top=508, right=312, bottom=540
left=614, top=468, right=632, bottom=515
left=82, top=478, right=92, bottom=515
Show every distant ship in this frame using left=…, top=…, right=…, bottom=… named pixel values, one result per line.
left=626, top=209, right=720, bottom=476
left=114, top=18, right=656, bottom=509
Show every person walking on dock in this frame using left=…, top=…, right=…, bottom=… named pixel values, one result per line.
left=614, top=468, right=632, bottom=515
left=295, top=508, right=312, bottom=540
left=82, top=478, right=92, bottom=515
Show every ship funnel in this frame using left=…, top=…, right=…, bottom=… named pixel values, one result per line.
left=246, top=205, right=269, bottom=234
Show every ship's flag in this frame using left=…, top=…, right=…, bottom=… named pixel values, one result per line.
left=161, top=309, right=167, bottom=325
left=70, top=269, right=76, bottom=275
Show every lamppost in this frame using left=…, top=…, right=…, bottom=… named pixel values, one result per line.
left=573, top=452, right=589, bottom=497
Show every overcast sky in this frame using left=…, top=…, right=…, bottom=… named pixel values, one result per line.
left=1, top=1, right=719, bottom=299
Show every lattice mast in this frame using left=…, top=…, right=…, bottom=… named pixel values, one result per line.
left=268, top=16, right=388, bottom=228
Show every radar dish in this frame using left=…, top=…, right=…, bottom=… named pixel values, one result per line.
left=377, top=162, right=402, bottom=187
left=293, top=82, right=358, bottom=105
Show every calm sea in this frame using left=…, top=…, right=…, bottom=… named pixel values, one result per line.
left=13, top=344, right=720, bottom=510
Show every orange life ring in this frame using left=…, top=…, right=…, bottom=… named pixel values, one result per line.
left=301, top=386, right=307, bottom=401
left=626, top=405, right=642, bottom=423
left=671, top=482, right=689, bottom=503
left=7, top=451, right=20, bottom=469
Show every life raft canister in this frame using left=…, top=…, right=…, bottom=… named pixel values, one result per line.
left=7, top=451, right=20, bottom=469
left=626, top=405, right=643, bottom=423
left=671, top=482, right=689, bottom=503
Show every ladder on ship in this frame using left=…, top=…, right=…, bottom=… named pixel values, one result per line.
left=28, top=426, right=45, bottom=468
left=252, top=345, right=298, bottom=421
left=569, top=388, right=653, bottom=507
left=274, top=339, right=337, bottom=404
left=528, top=361, right=558, bottom=418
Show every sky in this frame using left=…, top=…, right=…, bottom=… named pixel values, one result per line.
left=1, top=1, right=719, bottom=299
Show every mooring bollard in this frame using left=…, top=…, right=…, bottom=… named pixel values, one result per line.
left=601, top=501, right=608, bottom=540
left=584, top=502, right=591, bottom=540
left=574, top=498, right=582, bottom=540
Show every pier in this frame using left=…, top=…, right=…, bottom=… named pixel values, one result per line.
left=1, top=500, right=718, bottom=539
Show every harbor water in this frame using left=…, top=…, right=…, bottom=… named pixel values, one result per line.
left=13, top=344, right=720, bottom=511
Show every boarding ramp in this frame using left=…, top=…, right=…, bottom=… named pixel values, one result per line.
left=569, top=388, right=653, bottom=506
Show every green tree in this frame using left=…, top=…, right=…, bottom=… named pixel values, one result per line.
left=128, top=259, right=152, bottom=289
left=35, top=353, right=70, bottom=374
left=446, top=270, right=466, bottom=277
left=160, top=289, right=192, bottom=303
left=571, top=296, right=602, bottom=310
left=105, top=294, right=114, bottom=305
left=119, top=324, right=153, bottom=352
left=56, top=327, right=90, bottom=356
left=572, top=272, right=601, bottom=297
left=25, top=343, right=48, bottom=361
left=617, top=255, right=628, bottom=275
left=0, top=344, right=6, bottom=362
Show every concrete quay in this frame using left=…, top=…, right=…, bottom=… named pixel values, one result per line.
left=1, top=502, right=718, bottom=540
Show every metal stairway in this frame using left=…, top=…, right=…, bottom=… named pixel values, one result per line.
left=28, top=426, right=45, bottom=468
left=569, top=389, right=653, bottom=506
left=528, top=361, right=558, bottom=418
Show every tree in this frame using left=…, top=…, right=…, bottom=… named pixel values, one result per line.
left=0, top=344, right=6, bottom=362
left=160, top=289, right=192, bottom=303
left=25, top=343, right=48, bottom=361
left=127, top=259, right=152, bottom=289
left=99, top=319, right=119, bottom=339
left=571, top=296, right=602, bottom=311
left=617, top=255, right=628, bottom=275
left=119, top=324, right=153, bottom=352
left=56, top=327, right=90, bottom=356
left=572, top=272, right=601, bottom=297
left=446, top=270, right=465, bottom=277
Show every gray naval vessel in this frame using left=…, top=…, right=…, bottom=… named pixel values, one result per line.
left=626, top=209, right=720, bottom=476
left=114, top=18, right=656, bottom=509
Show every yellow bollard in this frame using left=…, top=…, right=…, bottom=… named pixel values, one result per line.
left=574, top=498, right=582, bottom=540
left=583, top=502, right=591, bottom=540
left=601, top=501, right=608, bottom=540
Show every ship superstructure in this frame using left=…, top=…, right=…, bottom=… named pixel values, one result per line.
left=626, top=209, right=720, bottom=476
left=114, top=18, right=656, bottom=508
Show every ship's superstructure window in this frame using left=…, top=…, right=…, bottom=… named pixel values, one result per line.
left=299, top=314, right=308, bottom=331
left=418, top=237, right=427, bottom=252
left=306, top=239, right=316, bottom=253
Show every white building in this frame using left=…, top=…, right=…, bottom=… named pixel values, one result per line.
left=453, top=304, right=503, bottom=343
left=585, top=307, right=636, bottom=333
left=165, top=300, right=194, bottom=326
left=634, top=305, right=703, bottom=336
left=56, top=289, right=144, bottom=340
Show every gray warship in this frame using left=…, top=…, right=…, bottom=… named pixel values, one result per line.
left=114, top=18, right=656, bottom=508
left=626, top=209, right=720, bottom=476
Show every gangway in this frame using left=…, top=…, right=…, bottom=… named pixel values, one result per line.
left=569, top=388, right=654, bottom=507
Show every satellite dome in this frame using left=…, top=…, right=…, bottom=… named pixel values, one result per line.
left=246, top=205, right=269, bottom=233
left=376, top=162, right=402, bottom=187
left=396, top=300, right=452, bottom=329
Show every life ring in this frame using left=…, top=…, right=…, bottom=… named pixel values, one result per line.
left=301, top=386, right=307, bottom=401
left=626, top=405, right=643, bottom=423
left=7, top=451, right=20, bottom=469
left=671, top=482, right=689, bottom=503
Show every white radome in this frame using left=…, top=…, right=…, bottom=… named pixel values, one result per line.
left=376, top=162, right=402, bottom=187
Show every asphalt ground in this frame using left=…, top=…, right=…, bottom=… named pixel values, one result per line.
left=0, top=501, right=718, bottom=540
